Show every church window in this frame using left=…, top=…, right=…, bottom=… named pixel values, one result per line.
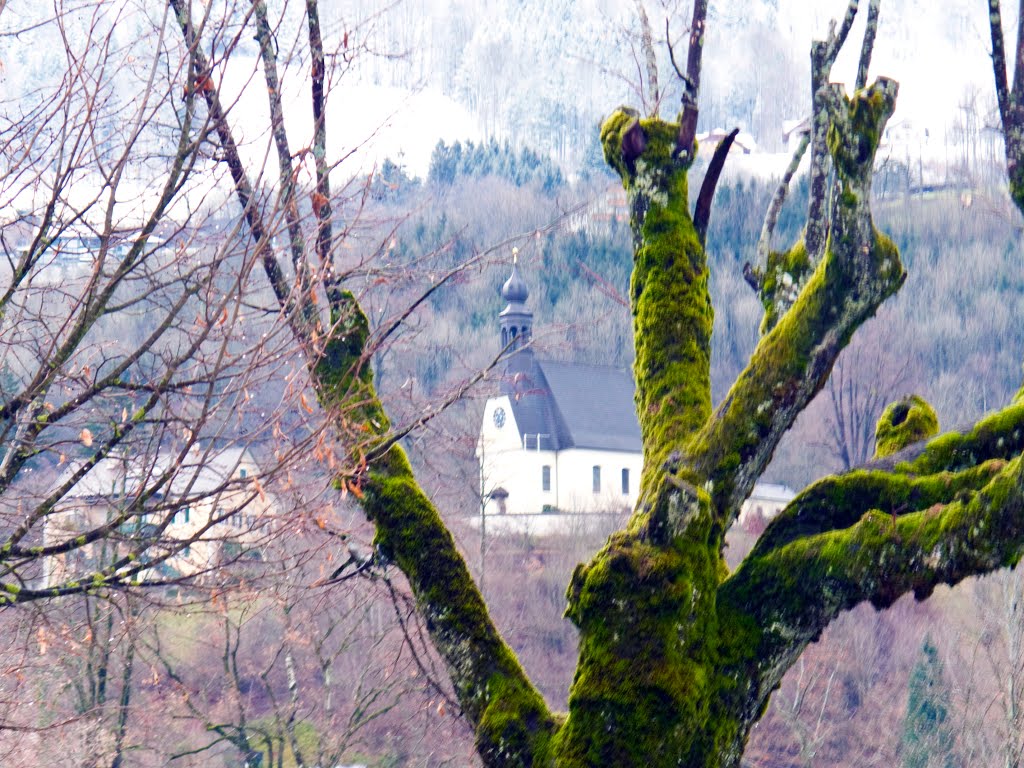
left=592, top=466, right=601, bottom=493
left=621, top=468, right=630, bottom=495
left=542, top=465, right=551, bottom=491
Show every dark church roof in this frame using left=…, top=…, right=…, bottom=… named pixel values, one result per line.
left=540, top=361, right=641, bottom=451
left=504, top=359, right=641, bottom=453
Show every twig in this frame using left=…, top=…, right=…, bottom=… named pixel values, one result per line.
left=675, top=0, right=708, bottom=158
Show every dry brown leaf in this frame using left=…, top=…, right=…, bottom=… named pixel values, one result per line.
left=80, top=428, right=93, bottom=447
left=253, top=476, right=267, bottom=503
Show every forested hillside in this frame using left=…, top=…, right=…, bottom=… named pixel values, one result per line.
left=367, top=145, right=1024, bottom=498
left=4, top=1, right=1024, bottom=765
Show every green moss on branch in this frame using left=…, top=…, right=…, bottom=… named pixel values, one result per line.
left=752, top=460, right=1007, bottom=556
left=719, top=455, right=1024, bottom=754
left=893, top=401, right=1024, bottom=474
left=689, top=226, right=903, bottom=521
left=556, top=483, right=726, bottom=766
left=874, top=395, right=939, bottom=459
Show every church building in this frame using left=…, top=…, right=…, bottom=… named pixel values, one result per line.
left=476, top=256, right=794, bottom=526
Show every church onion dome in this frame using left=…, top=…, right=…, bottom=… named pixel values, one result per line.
left=501, top=249, right=529, bottom=305
left=501, top=264, right=529, bottom=304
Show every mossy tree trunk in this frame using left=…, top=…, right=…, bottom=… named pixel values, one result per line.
left=549, top=78, right=911, bottom=768
left=172, top=3, right=1024, bottom=766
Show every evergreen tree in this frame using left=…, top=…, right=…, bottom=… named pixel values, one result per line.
left=901, top=638, right=957, bottom=768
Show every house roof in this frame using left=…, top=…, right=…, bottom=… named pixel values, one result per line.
left=748, top=483, right=795, bottom=504
left=505, top=358, right=641, bottom=453
left=58, top=446, right=254, bottom=500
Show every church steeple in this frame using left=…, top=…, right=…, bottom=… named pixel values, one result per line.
left=499, top=247, right=533, bottom=353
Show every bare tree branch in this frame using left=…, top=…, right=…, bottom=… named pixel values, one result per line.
left=676, top=0, right=708, bottom=159
left=633, top=0, right=660, bottom=116
left=165, top=4, right=558, bottom=762
left=755, top=130, right=809, bottom=273
left=989, top=0, right=1011, bottom=123
left=856, top=0, right=882, bottom=91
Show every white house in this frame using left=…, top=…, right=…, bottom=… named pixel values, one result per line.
left=43, top=444, right=273, bottom=587
left=477, top=258, right=794, bottom=532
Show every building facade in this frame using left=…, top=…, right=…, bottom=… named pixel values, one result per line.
left=43, top=445, right=273, bottom=587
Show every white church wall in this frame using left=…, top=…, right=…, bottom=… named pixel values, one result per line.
left=553, top=447, right=641, bottom=514
left=477, top=397, right=638, bottom=518
left=478, top=395, right=558, bottom=515
left=477, top=397, right=643, bottom=516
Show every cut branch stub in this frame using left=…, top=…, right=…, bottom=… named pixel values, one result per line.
left=622, top=118, right=648, bottom=166
left=826, top=78, right=897, bottom=188
left=873, top=395, right=939, bottom=459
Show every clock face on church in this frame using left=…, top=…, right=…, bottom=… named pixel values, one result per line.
left=493, top=407, right=506, bottom=428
